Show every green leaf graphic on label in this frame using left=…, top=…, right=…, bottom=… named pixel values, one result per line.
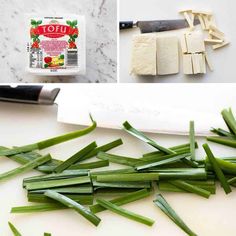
left=60, top=55, right=65, bottom=59
left=72, top=20, right=78, bottom=26
left=37, top=20, right=42, bottom=25
left=44, top=64, right=49, bottom=68
left=31, top=19, right=37, bottom=25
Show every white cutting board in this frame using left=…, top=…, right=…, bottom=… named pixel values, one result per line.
left=119, top=0, right=235, bottom=83
left=1, top=85, right=236, bottom=235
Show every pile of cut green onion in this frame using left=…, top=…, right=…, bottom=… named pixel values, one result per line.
left=4, top=109, right=236, bottom=236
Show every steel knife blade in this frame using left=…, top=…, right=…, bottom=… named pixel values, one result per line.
left=120, top=18, right=200, bottom=33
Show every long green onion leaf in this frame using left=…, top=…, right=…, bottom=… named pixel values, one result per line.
left=0, top=115, right=96, bottom=156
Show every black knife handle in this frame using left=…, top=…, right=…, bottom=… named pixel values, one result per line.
left=120, top=21, right=134, bottom=30
left=0, top=86, right=60, bottom=105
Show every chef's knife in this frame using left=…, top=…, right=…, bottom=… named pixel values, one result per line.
left=120, top=19, right=200, bottom=33
left=0, top=85, right=226, bottom=137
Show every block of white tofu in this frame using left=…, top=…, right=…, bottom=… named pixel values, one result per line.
left=185, top=32, right=205, bottom=53
left=180, top=34, right=187, bottom=53
left=156, top=36, right=179, bottom=75
left=130, top=34, right=157, bottom=75
left=192, top=53, right=206, bottom=74
left=183, top=54, right=193, bottom=75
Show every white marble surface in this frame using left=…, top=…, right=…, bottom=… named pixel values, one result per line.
left=119, top=0, right=235, bottom=83
left=0, top=0, right=117, bottom=83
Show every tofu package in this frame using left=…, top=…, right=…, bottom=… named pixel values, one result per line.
left=26, top=15, right=86, bottom=76
left=131, top=34, right=179, bottom=76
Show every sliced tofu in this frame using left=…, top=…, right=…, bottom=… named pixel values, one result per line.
left=197, top=14, right=206, bottom=30
left=192, top=53, right=206, bottom=74
left=179, top=10, right=194, bottom=29
left=204, top=52, right=213, bottom=71
left=185, top=32, right=205, bottom=53
left=180, top=34, right=187, bottom=53
left=130, top=34, right=157, bottom=75
left=183, top=54, right=193, bottom=75
left=212, top=41, right=230, bottom=50
left=156, top=36, right=179, bottom=75
left=205, top=39, right=224, bottom=44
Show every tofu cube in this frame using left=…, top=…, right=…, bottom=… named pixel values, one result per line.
left=185, top=32, right=205, bottom=53
left=192, top=53, right=206, bottom=74
left=130, top=34, right=157, bottom=75
left=156, top=36, right=179, bottom=75
left=183, top=54, right=193, bottom=75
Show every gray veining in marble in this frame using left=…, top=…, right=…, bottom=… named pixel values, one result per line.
left=0, top=0, right=117, bottom=83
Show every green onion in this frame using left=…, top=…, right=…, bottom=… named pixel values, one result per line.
left=8, top=222, right=22, bottom=236
left=23, top=170, right=89, bottom=185
left=44, top=233, right=51, bottom=236
left=154, top=194, right=197, bottom=236
left=158, top=182, right=216, bottom=194
left=0, top=115, right=96, bottom=156
left=45, top=190, right=101, bottom=226
left=221, top=108, right=236, bottom=135
left=135, top=153, right=190, bottom=171
left=189, top=121, right=196, bottom=161
left=96, top=198, right=154, bottom=226
left=27, top=193, right=93, bottom=205
left=142, top=142, right=198, bottom=158
left=30, top=186, right=93, bottom=194
left=203, top=143, right=231, bottom=194
left=11, top=203, right=67, bottom=213
left=79, top=139, right=123, bottom=162
left=123, top=121, right=175, bottom=154
left=96, top=173, right=159, bottom=182
left=207, top=136, right=236, bottom=148
left=90, top=189, right=150, bottom=213
left=169, top=180, right=211, bottom=198
left=93, top=180, right=151, bottom=189
left=91, top=167, right=135, bottom=176
left=97, top=151, right=141, bottom=167
left=0, top=154, right=51, bottom=182
left=211, top=128, right=235, bottom=138
left=54, top=142, right=97, bottom=173
left=206, top=157, right=236, bottom=175
left=25, top=175, right=91, bottom=191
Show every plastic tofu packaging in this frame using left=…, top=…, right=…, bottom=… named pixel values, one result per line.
left=26, top=15, right=86, bottom=76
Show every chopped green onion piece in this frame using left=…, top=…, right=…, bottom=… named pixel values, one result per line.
left=0, top=115, right=96, bottom=156
left=142, top=142, right=198, bottom=158
left=8, top=222, right=22, bottom=236
left=96, top=173, right=159, bottom=182
left=203, top=143, right=231, bottom=194
left=45, top=190, right=101, bottom=226
left=97, top=151, right=141, bottom=167
left=96, top=198, right=154, bottom=226
left=11, top=203, right=67, bottom=213
left=211, top=128, right=235, bottom=138
left=123, top=121, right=175, bottom=154
left=23, top=170, right=88, bottom=185
left=135, top=153, right=190, bottom=171
left=30, top=186, right=93, bottom=194
left=221, top=108, right=236, bottom=135
left=25, top=175, right=91, bottom=190
left=90, top=189, right=150, bottom=213
left=27, top=193, right=93, bottom=205
left=189, top=121, right=196, bottom=161
left=0, top=154, right=51, bottom=182
left=54, top=142, right=97, bottom=173
left=91, top=167, right=135, bottom=176
left=207, top=136, right=236, bottom=148
left=169, top=180, right=211, bottom=198
left=79, top=139, right=123, bottom=162
left=154, top=194, right=197, bottom=236
left=44, top=233, right=51, bottom=236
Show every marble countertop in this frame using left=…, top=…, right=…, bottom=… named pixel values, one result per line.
left=0, top=0, right=117, bottom=83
